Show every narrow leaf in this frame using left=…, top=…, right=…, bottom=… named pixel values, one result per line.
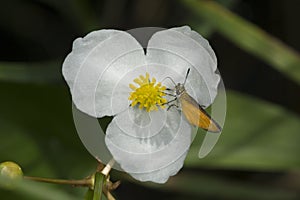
left=186, top=91, right=300, bottom=170
left=0, top=62, right=62, bottom=84
left=182, top=0, right=300, bottom=84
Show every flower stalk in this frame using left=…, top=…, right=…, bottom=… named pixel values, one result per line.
left=92, top=172, right=105, bottom=200
left=23, top=176, right=93, bottom=187
left=22, top=159, right=118, bottom=200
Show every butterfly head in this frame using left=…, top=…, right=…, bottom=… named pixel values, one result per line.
left=175, top=83, right=186, bottom=96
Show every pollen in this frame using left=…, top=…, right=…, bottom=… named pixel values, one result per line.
left=128, top=73, right=167, bottom=112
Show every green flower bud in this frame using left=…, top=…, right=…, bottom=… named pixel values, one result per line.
left=0, top=161, right=23, bottom=188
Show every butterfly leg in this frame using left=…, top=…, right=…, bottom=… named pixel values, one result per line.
left=163, top=88, right=176, bottom=97
left=162, top=98, right=180, bottom=111
left=162, top=97, right=177, bottom=105
left=167, top=104, right=179, bottom=111
left=163, top=92, right=176, bottom=97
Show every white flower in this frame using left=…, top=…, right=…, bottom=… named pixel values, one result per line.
left=62, top=26, right=220, bottom=183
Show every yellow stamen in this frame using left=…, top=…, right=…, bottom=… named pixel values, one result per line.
left=128, top=73, right=167, bottom=112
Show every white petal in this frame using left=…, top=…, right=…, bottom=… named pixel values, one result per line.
left=130, top=151, right=188, bottom=183
left=113, top=107, right=167, bottom=139
left=62, top=29, right=145, bottom=117
left=105, top=108, right=192, bottom=182
left=147, top=26, right=220, bottom=107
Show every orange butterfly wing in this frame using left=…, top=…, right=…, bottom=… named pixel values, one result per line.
left=180, top=93, right=221, bottom=133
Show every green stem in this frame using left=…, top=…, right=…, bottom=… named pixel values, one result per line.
left=24, top=176, right=93, bottom=187
left=93, top=172, right=105, bottom=200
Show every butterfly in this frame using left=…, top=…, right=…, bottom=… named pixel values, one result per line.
left=165, top=68, right=222, bottom=133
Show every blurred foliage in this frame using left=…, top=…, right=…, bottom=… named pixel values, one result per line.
left=182, top=0, right=300, bottom=85
left=141, top=171, right=299, bottom=200
left=0, top=177, right=80, bottom=200
left=1, top=84, right=299, bottom=199
left=187, top=91, right=300, bottom=170
left=1, top=0, right=300, bottom=199
left=0, top=62, right=61, bottom=83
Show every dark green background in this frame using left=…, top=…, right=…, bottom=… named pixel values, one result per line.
left=1, top=0, right=300, bottom=199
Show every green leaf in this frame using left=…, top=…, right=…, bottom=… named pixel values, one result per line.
left=181, top=0, right=300, bottom=84
left=188, top=0, right=238, bottom=37
left=143, top=172, right=299, bottom=200
left=186, top=91, right=300, bottom=170
left=0, top=62, right=62, bottom=84
left=0, top=82, right=95, bottom=198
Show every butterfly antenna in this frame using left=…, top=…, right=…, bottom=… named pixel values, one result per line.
left=161, top=76, right=176, bottom=86
left=183, top=68, right=190, bottom=86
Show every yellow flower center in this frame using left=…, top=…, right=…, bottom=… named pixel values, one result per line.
left=128, top=73, right=167, bottom=112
